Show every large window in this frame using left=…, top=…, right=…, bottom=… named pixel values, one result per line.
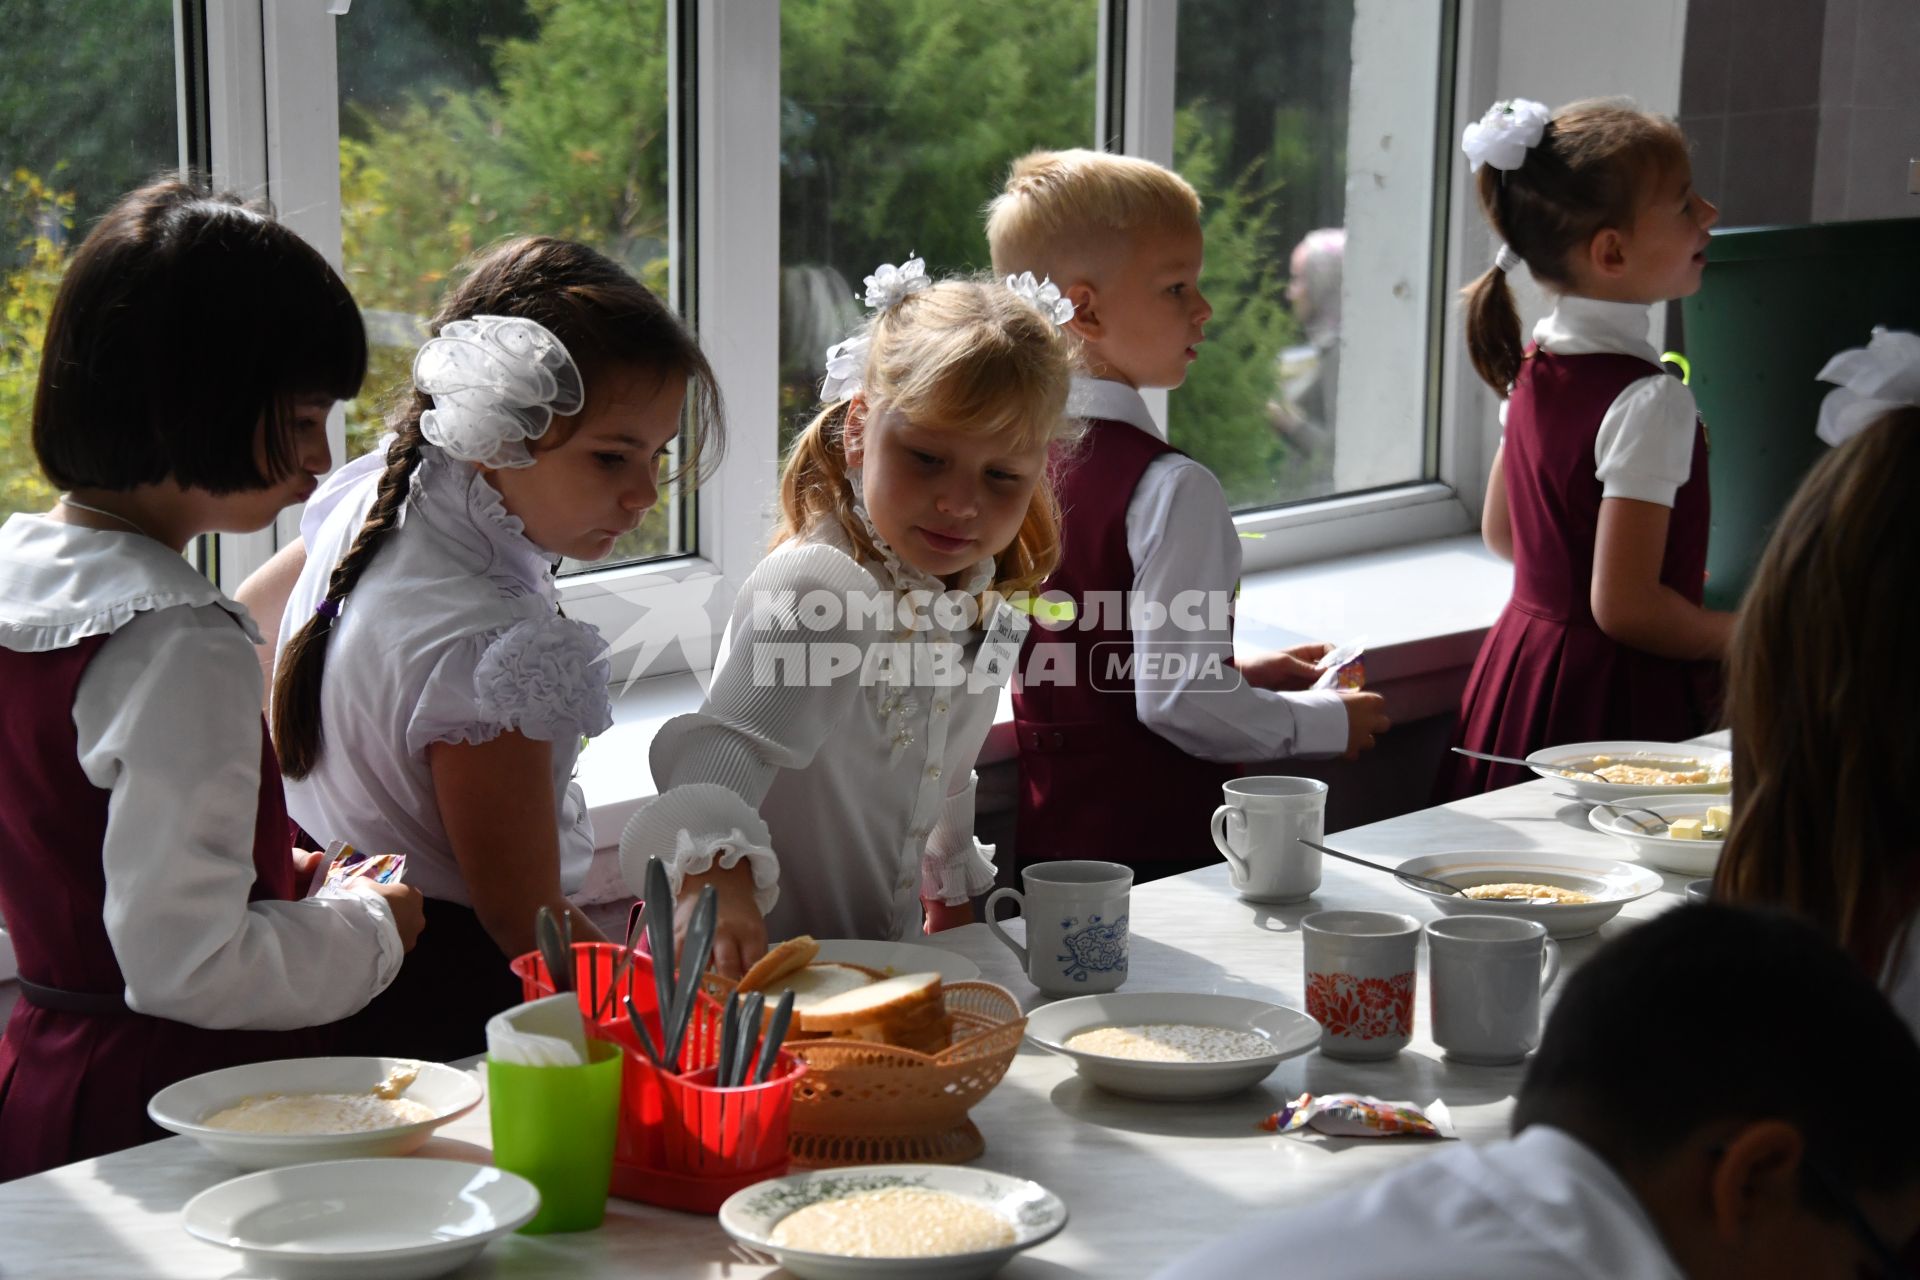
left=1171, top=0, right=1450, bottom=513
left=777, top=0, right=1099, bottom=450
left=334, top=0, right=685, bottom=573
left=0, top=0, right=179, bottom=523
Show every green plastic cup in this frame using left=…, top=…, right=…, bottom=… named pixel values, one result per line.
left=488, top=1038, right=623, bottom=1233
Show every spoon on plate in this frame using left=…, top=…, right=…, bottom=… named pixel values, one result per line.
left=1451, top=746, right=1603, bottom=782
left=1553, top=793, right=1670, bottom=834
left=1299, top=839, right=1462, bottom=897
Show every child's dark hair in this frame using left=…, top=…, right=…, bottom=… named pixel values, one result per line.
left=33, top=178, right=366, bottom=494
left=1462, top=98, right=1688, bottom=397
left=273, top=236, right=724, bottom=778
left=1514, top=903, right=1920, bottom=1207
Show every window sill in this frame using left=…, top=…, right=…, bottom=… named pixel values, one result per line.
left=574, top=531, right=1512, bottom=847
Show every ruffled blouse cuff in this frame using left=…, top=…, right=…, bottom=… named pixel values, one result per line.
left=619, top=782, right=781, bottom=916
left=921, top=839, right=998, bottom=907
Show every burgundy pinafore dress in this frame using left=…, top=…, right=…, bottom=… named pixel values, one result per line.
left=1013, top=419, right=1239, bottom=880
left=1435, top=350, right=1721, bottom=800
left=0, top=629, right=320, bottom=1181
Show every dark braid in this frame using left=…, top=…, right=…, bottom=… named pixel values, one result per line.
left=272, top=420, right=427, bottom=777
left=270, top=234, right=725, bottom=778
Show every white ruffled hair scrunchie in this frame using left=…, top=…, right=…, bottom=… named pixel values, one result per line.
left=1815, top=327, right=1920, bottom=447
left=414, top=315, right=586, bottom=469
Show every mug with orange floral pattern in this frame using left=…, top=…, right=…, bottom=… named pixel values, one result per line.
left=1301, top=910, right=1420, bottom=1060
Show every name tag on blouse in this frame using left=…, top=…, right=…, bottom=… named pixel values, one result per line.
left=973, top=599, right=1030, bottom=689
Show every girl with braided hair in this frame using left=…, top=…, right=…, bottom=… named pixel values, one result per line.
left=263, top=236, right=722, bottom=1060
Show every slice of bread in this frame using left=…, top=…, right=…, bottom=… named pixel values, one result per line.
left=799, top=972, right=951, bottom=1051
left=774, top=963, right=884, bottom=1012
left=737, top=934, right=822, bottom=993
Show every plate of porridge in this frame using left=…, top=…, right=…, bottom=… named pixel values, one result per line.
left=1024, top=992, right=1320, bottom=1100
left=719, top=1164, right=1066, bottom=1280
left=1394, top=851, right=1663, bottom=938
left=1525, top=739, right=1732, bottom=802
left=149, top=1056, right=482, bottom=1168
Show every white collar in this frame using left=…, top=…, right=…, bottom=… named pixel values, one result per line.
left=1067, top=376, right=1165, bottom=441
left=1474, top=1126, right=1685, bottom=1278
left=0, top=513, right=261, bottom=652
left=1534, top=295, right=1661, bottom=364
left=407, top=444, right=563, bottom=605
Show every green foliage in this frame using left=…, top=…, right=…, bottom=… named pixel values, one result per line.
left=0, top=171, right=71, bottom=520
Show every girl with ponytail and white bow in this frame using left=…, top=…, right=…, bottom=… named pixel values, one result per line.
left=1436, top=98, right=1733, bottom=801
left=1718, top=329, right=1920, bottom=1037
left=622, top=264, right=1080, bottom=974
left=265, top=237, right=723, bottom=1060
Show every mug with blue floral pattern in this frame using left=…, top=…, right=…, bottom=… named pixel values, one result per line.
left=986, top=861, right=1132, bottom=996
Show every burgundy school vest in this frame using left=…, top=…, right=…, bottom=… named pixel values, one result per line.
left=0, top=630, right=319, bottom=1181
left=1435, top=349, right=1720, bottom=800
left=1013, top=418, right=1238, bottom=872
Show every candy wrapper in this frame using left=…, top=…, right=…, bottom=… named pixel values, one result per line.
left=307, top=839, right=406, bottom=900
left=1260, top=1092, right=1454, bottom=1139
left=1310, top=639, right=1367, bottom=691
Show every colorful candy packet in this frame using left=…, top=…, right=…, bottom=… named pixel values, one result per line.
left=1261, top=1092, right=1455, bottom=1139
left=308, top=839, right=407, bottom=900
left=1310, top=638, right=1367, bottom=691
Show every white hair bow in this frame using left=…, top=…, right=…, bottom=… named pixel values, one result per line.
left=1462, top=98, right=1551, bottom=173
left=414, top=316, right=584, bottom=469
left=1004, top=271, right=1076, bottom=326
left=1815, top=327, right=1920, bottom=446
left=820, top=254, right=929, bottom=403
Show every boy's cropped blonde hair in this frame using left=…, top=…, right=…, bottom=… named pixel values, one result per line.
left=985, top=148, right=1201, bottom=280
left=778, top=276, right=1081, bottom=598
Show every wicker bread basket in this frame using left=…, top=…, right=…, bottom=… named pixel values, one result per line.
left=705, top=976, right=1025, bottom=1167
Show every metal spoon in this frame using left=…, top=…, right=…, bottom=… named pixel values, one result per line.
left=592, top=898, right=650, bottom=1023
left=716, top=989, right=742, bottom=1086
left=661, top=885, right=718, bottom=1071
left=728, top=992, right=765, bottom=1087
left=1554, top=792, right=1669, bottom=834
left=751, top=989, right=796, bottom=1085
left=534, top=905, right=573, bottom=994
left=623, top=994, right=664, bottom=1068
left=1451, top=745, right=1603, bottom=782
left=1298, top=839, right=1463, bottom=897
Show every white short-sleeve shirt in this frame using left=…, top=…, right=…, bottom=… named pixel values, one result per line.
left=278, top=444, right=611, bottom=907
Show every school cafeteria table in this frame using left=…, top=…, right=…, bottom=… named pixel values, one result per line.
left=0, top=740, right=1720, bottom=1278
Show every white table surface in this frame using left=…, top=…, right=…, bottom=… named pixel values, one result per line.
left=0, top=744, right=1720, bottom=1279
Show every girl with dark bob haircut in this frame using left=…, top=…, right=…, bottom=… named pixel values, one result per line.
left=0, top=179, right=424, bottom=1182
left=33, top=179, right=368, bottom=497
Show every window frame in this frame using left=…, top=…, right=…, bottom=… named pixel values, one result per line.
left=205, top=0, right=1482, bottom=666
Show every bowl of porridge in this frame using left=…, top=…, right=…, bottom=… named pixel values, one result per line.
left=719, top=1164, right=1066, bottom=1280
left=1394, top=851, right=1663, bottom=939
left=1525, top=739, right=1732, bottom=802
left=1024, top=992, right=1320, bottom=1100
left=149, top=1056, right=482, bottom=1168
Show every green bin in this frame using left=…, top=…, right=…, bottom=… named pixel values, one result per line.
left=1681, top=218, right=1920, bottom=608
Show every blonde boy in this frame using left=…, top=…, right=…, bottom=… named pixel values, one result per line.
left=987, top=148, right=1389, bottom=881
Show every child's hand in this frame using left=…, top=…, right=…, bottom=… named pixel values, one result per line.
left=369, top=883, right=426, bottom=952
left=1242, top=641, right=1333, bottom=691
left=923, top=898, right=975, bottom=933
left=1339, top=691, right=1391, bottom=758
left=679, top=861, right=767, bottom=980
left=291, top=847, right=325, bottom=881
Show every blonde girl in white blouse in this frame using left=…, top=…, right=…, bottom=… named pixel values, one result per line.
left=623, top=264, right=1081, bottom=975
left=264, top=237, right=724, bottom=1060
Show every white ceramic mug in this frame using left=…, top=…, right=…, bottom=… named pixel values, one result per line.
left=986, top=861, right=1132, bottom=996
left=1301, top=910, right=1420, bottom=1060
left=1210, top=777, right=1326, bottom=903
left=1425, top=915, right=1560, bottom=1066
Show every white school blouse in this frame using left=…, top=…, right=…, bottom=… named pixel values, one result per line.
left=1067, top=377, right=1349, bottom=763
left=279, top=444, right=611, bottom=908
left=1520, top=295, right=1702, bottom=508
left=0, top=515, right=402, bottom=1028
left=1151, top=1125, right=1684, bottom=1279
left=621, top=519, right=1010, bottom=942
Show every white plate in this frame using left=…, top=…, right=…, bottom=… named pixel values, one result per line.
left=1584, top=792, right=1728, bottom=876
left=719, top=1164, right=1066, bottom=1280
left=813, top=939, right=981, bottom=983
left=1394, top=851, right=1663, bottom=939
left=1526, top=740, right=1731, bottom=802
left=149, top=1057, right=482, bottom=1169
left=181, top=1158, right=538, bottom=1280
left=1024, top=992, right=1319, bottom=1100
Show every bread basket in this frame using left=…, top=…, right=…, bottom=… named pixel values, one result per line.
left=706, top=975, right=1025, bottom=1167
